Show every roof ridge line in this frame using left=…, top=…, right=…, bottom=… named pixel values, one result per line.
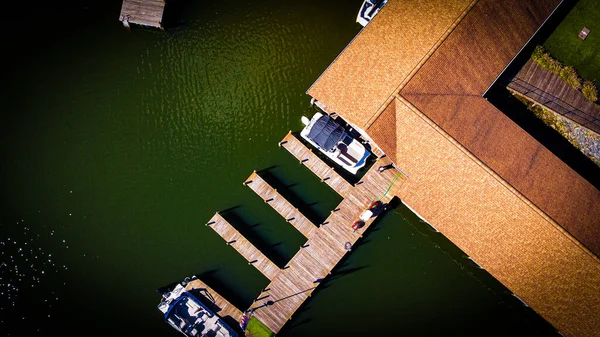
left=364, top=0, right=480, bottom=130
left=395, top=94, right=600, bottom=265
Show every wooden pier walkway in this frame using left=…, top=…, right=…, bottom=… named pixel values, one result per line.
left=279, top=132, right=353, bottom=197
left=119, top=0, right=166, bottom=29
left=248, top=155, right=405, bottom=333
left=508, top=59, right=600, bottom=134
left=244, top=171, right=317, bottom=238
left=206, top=213, right=280, bottom=281
left=201, top=130, right=406, bottom=333
left=185, top=278, right=243, bottom=322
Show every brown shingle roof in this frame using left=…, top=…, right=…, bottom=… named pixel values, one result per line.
left=307, top=0, right=476, bottom=128
left=307, top=0, right=600, bottom=336
left=400, top=94, right=600, bottom=255
left=382, top=97, right=600, bottom=337
left=400, top=0, right=600, bottom=255
left=366, top=99, right=397, bottom=163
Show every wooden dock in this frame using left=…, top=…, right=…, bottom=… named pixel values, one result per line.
left=248, top=153, right=405, bottom=333
left=202, top=131, right=406, bottom=333
left=119, top=0, right=166, bottom=29
left=206, top=213, right=280, bottom=281
left=279, top=132, right=353, bottom=198
left=185, top=278, right=243, bottom=322
left=244, top=171, right=317, bottom=238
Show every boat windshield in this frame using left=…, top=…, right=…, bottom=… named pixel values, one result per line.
left=307, top=115, right=344, bottom=151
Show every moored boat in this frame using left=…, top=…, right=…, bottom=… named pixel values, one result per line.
left=356, top=0, right=388, bottom=27
left=158, top=282, right=238, bottom=337
left=300, top=112, right=370, bottom=174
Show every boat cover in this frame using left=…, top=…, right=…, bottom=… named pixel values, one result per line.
left=307, top=115, right=344, bottom=151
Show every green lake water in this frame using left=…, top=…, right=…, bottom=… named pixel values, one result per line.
left=1, top=1, right=559, bottom=336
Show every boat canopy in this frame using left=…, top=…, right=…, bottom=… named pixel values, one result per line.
left=307, top=115, right=344, bottom=151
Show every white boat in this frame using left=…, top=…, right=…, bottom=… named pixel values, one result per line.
left=300, top=112, right=371, bottom=175
left=356, top=0, right=388, bottom=27
left=158, top=283, right=238, bottom=337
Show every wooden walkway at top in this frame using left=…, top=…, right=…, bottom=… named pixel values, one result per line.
left=119, top=0, right=165, bottom=29
left=508, top=59, right=600, bottom=134
left=206, top=213, right=280, bottom=281
left=185, top=278, right=243, bottom=322
left=248, top=155, right=405, bottom=333
left=279, top=132, right=353, bottom=197
left=244, top=171, right=317, bottom=238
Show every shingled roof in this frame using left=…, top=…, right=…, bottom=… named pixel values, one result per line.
left=308, top=0, right=600, bottom=336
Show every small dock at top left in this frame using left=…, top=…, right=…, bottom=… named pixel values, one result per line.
left=119, top=0, right=166, bottom=29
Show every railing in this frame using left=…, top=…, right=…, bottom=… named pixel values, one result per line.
left=508, top=77, right=600, bottom=133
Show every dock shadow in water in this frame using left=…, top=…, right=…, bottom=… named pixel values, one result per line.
left=161, top=0, right=199, bottom=29
left=395, top=205, right=560, bottom=336
left=187, top=270, right=250, bottom=316
left=220, top=209, right=288, bottom=268
left=256, top=165, right=278, bottom=174
left=286, top=317, right=312, bottom=330
left=260, top=171, right=326, bottom=225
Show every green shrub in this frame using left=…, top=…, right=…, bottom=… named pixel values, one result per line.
left=538, top=53, right=562, bottom=74
left=531, top=45, right=545, bottom=62
left=582, top=81, right=598, bottom=102
left=559, top=66, right=582, bottom=89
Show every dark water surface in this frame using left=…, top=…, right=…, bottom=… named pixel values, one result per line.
left=1, top=1, right=558, bottom=336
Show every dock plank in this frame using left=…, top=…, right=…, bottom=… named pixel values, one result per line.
left=244, top=172, right=317, bottom=238
left=199, top=136, right=406, bottom=333
left=185, top=278, right=243, bottom=322
left=119, top=0, right=165, bottom=28
left=206, top=213, right=280, bottom=281
left=248, top=155, right=405, bottom=333
left=279, top=132, right=354, bottom=197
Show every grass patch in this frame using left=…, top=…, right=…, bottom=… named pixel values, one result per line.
left=531, top=45, right=598, bottom=102
left=544, top=0, right=600, bottom=81
left=246, top=317, right=275, bottom=337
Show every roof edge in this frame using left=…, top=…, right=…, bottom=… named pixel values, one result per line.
left=482, top=0, right=566, bottom=96
left=362, top=0, right=479, bottom=130
left=395, top=94, right=600, bottom=263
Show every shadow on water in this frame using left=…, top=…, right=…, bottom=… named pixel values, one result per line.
left=259, top=170, right=326, bottom=225
left=193, top=270, right=249, bottom=314
left=484, top=0, right=600, bottom=189
left=220, top=209, right=288, bottom=268
left=289, top=205, right=394, bottom=316
left=274, top=201, right=394, bottom=326
left=161, top=0, right=202, bottom=29
left=395, top=203, right=561, bottom=336
left=286, top=317, right=312, bottom=330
